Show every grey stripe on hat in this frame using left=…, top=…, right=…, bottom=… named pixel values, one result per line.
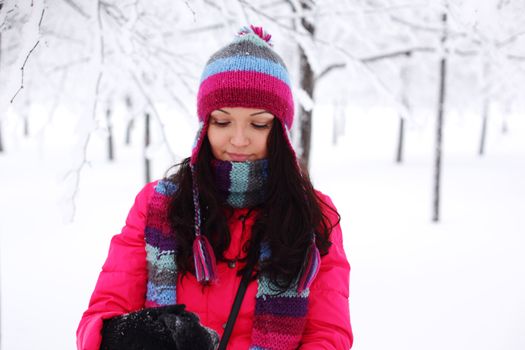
left=207, top=40, right=287, bottom=67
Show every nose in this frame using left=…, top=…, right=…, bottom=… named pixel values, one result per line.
left=230, top=126, right=249, bottom=147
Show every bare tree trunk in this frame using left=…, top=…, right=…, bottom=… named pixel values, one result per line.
left=126, top=119, right=134, bottom=145
left=299, top=46, right=314, bottom=169
left=501, top=119, right=508, bottom=134
left=332, top=101, right=340, bottom=145
left=501, top=102, right=510, bottom=134
left=433, top=12, right=448, bottom=223
left=479, top=97, right=489, bottom=156
left=0, top=120, right=3, bottom=153
left=23, top=115, right=29, bottom=137
left=0, top=36, right=2, bottom=349
left=106, top=107, right=114, bottom=161
left=125, top=95, right=134, bottom=145
left=23, top=89, right=30, bottom=137
left=298, top=0, right=315, bottom=170
left=396, top=118, right=405, bottom=163
left=144, top=112, right=151, bottom=183
left=332, top=99, right=347, bottom=146
left=396, top=60, right=410, bottom=163
left=332, top=103, right=338, bottom=146
left=0, top=33, right=4, bottom=153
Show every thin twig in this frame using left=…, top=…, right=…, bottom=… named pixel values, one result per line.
left=270, top=2, right=432, bottom=20
left=47, top=56, right=90, bottom=73
left=10, top=40, right=40, bottom=103
left=316, top=46, right=438, bottom=81
left=97, top=0, right=105, bottom=65
left=497, top=29, right=525, bottom=48
left=181, top=22, right=235, bottom=35
left=131, top=72, right=178, bottom=162
left=362, top=46, right=435, bottom=62
left=61, top=0, right=90, bottom=19
left=316, top=63, right=346, bottom=82
left=62, top=71, right=102, bottom=221
left=390, top=15, right=447, bottom=34
left=202, top=0, right=222, bottom=11
left=453, top=48, right=478, bottom=57
left=41, top=29, right=85, bottom=45
left=183, top=0, right=197, bottom=22
left=100, top=1, right=128, bottom=26
left=163, top=80, right=195, bottom=119
left=38, top=7, right=44, bottom=26
left=260, top=0, right=287, bottom=10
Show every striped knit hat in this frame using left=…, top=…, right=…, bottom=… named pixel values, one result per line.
left=190, top=26, right=319, bottom=291
left=191, top=25, right=295, bottom=165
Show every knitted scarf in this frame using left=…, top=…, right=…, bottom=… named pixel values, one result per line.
left=144, top=178, right=310, bottom=349
left=211, top=159, right=268, bottom=208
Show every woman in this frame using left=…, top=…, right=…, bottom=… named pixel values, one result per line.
left=77, top=25, right=353, bottom=350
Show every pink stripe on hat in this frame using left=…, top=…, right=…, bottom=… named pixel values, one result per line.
left=198, top=70, right=294, bottom=129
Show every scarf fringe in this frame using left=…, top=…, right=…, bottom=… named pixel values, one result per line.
left=297, top=238, right=321, bottom=293
left=193, top=234, right=217, bottom=284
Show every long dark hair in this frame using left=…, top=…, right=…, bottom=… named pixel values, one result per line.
left=166, top=120, right=339, bottom=290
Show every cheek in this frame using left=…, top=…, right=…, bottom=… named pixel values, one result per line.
left=257, top=131, right=271, bottom=156
left=207, top=129, right=225, bottom=155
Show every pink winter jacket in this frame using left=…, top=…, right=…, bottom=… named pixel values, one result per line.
left=77, top=181, right=353, bottom=350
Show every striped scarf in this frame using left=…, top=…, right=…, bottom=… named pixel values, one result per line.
left=211, top=159, right=268, bottom=208
left=144, top=179, right=310, bottom=349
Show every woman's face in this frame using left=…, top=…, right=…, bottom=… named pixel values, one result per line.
left=207, top=107, right=275, bottom=162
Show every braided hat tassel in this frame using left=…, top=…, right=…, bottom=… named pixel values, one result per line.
left=191, top=165, right=217, bottom=283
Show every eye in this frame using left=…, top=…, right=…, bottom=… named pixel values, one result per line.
left=251, top=123, right=270, bottom=129
left=211, top=119, right=230, bottom=127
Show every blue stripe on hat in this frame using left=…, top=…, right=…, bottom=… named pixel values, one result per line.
left=200, top=56, right=291, bottom=85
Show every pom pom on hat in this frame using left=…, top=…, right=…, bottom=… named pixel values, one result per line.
left=237, top=25, right=273, bottom=46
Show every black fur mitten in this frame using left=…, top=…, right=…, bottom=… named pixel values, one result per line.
left=100, top=304, right=219, bottom=350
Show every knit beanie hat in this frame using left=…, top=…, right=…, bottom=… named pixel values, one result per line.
left=191, top=25, right=296, bottom=165
left=190, top=25, right=319, bottom=291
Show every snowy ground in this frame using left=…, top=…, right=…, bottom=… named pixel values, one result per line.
left=0, top=106, right=524, bottom=350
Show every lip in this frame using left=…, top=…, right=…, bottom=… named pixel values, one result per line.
left=226, top=152, right=251, bottom=161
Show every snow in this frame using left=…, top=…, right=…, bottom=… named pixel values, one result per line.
left=310, top=106, right=525, bottom=350
left=2, top=0, right=525, bottom=347
left=1, top=103, right=524, bottom=350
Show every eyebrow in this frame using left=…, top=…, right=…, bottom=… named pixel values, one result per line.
left=250, top=110, right=272, bottom=116
left=216, top=109, right=271, bottom=116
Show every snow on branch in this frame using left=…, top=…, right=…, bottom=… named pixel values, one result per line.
left=508, top=54, right=525, bottom=61
left=268, top=2, right=434, bottom=20
left=362, top=46, right=436, bottom=63
left=315, top=46, right=435, bottom=82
